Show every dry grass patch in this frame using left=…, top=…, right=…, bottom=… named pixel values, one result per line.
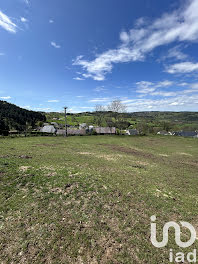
left=19, top=166, right=32, bottom=173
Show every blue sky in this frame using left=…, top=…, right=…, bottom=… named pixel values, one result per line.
left=0, top=0, right=198, bottom=113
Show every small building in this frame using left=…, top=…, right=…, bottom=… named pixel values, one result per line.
left=79, top=123, right=87, bottom=129
left=157, top=131, right=173, bottom=136
left=126, top=129, right=139, bottom=136
left=56, top=129, right=86, bottom=136
left=9, top=130, right=18, bottom=135
left=40, top=125, right=56, bottom=134
left=87, top=125, right=94, bottom=133
left=68, top=129, right=86, bottom=135
left=56, top=129, right=66, bottom=136
left=95, top=127, right=116, bottom=135
left=174, top=131, right=198, bottom=137
left=51, top=122, right=59, bottom=128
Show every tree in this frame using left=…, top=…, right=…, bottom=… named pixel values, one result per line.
left=0, top=100, right=46, bottom=132
left=116, top=120, right=130, bottom=130
left=136, top=122, right=149, bottom=135
left=107, top=100, right=127, bottom=130
left=95, top=105, right=106, bottom=112
left=0, top=119, right=9, bottom=136
left=106, top=118, right=115, bottom=128
left=95, top=105, right=106, bottom=126
left=163, top=122, right=172, bottom=132
left=107, top=100, right=127, bottom=114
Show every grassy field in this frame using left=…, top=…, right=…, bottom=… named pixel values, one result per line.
left=0, top=135, right=198, bottom=263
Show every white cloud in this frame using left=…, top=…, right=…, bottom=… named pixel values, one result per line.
left=94, top=86, right=106, bottom=92
left=0, top=53, right=5, bottom=56
left=0, top=10, right=17, bottom=33
left=135, top=79, right=198, bottom=98
left=49, top=19, right=54, bottom=24
left=24, top=0, right=29, bottom=5
left=88, top=97, right=110, bottom=103
left=73, top=48, right=143, bottom=81
left=20, top=17, right=28, bottom=23
left=162, top=46, right=188, bottom=61
left=136, top=81, right=156, bottom=94
left=135, top=17, right=147, bottom=27
left=165, top=61, right=198, bottom=74
left=156, top=80, right=174, bottom=87
left=76, top=95, right=85, bottom=98
left=47, top=100, right=59, bottom=103
left=51, top=41, right=61, bottom=49
left=169, top=102, right=183, bottom=106
left=179, top=82, right=188, bottom=86
left=66, top=106, right=95, bottom=113
left=73, top=77, right=85, bottom=81
left=0, top=96, right=11, bottom=100
left=34, top=107, right=51, bottom=112
left=183, top=82, right=198, bottom=93
left=122, top=94, right=198, bottom=111
left=150, top=91, right=177, bottom=97
left=73, top=0, right=198, bottom=80
left=21, top=105, right=31, bottom=109
left=190, top=83, right=198, bottom=89
left=135, top=80, right=178, bottom=97
left=120, top=31, right=130, bottom=43
left=79, top=106, right=94, bottom=109
left=65, top=66, right=71, bottom=70
left=136, top=80, right=174, bottom=94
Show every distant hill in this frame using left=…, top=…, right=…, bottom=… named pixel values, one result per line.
left=46, top=110, right=198, bottom=123
left=1, top=100, right=198, bottom=136
left=0, top=101, right=46, bottom=135
left=45, top=110, right=198, bottom=132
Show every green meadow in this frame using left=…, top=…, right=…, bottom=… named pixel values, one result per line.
left=0, top=135, right=198, bottom=263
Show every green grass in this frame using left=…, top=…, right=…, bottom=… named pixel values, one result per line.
left=0, top=135, right=198, bottom=263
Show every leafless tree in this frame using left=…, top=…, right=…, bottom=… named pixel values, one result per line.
left=107, top=100, right=127, bottom=131
left=95, top=105, right=106, bottom=112
left=107, top=100, right=127, bottom=113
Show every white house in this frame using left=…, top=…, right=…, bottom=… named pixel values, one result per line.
left=40, top=125, right=56, bottom=133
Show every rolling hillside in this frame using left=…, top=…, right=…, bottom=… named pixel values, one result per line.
left=45, top=111, right=198, bottom=132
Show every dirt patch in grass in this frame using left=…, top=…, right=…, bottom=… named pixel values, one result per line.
left=79, top=152, right=93, bottom=155
left=130, top=164, right=146, bottom=169
left=51, top=183, right=79, bottom=195
left=19, top=166, right=32, bottom=173
left=154, top=188, right=174, bottom=199
left=46, top=171, right=57, bottom=177
left=79, top=152, right=123, bottom=161
left=34, top=143, right=61, bottom=147
left=0, top=155, right=10, bottom=158
left=100, top=144, right=155, bottom=159
left=181, top=161, right=198, bottom=168
left=159, top=154, right=169, bottom=157
left=19, top=155, right=32, bottom=159
left=176, top=152, right=193, bottom=157
left=97, top=154, right=123, bottom=161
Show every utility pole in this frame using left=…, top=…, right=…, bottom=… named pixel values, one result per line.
left=64, top=107, right=68, bottom=137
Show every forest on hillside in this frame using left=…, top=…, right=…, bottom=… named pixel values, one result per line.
left=0, top=101, right=46, bottom=135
